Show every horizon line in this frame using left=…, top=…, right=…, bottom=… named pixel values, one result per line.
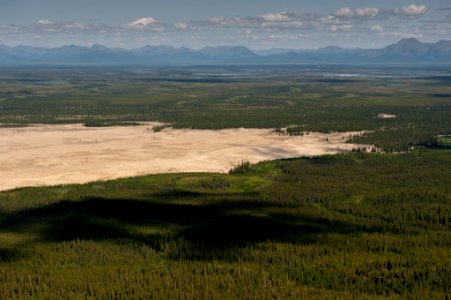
left=2, top=37, right=449, bottom=52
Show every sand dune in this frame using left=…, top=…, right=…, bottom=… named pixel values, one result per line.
left=0, top=123, right=368, bottom=191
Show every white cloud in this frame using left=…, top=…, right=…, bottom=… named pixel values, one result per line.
left=334, top=7, right=354, bottom=17
left=355, top=8, right=380, bottom=18
left=30, top=20, right=91, bottom=32
left=1, top=5, right=443, bottom=49
left=42, top=28, right=58, bottom=32
left=341, top=25, right=352, bottom=31
left=394, top=4, right=428, bottom=16
left=209, top=16, right=225, bottom=23
left=268, top=33, right=306, bottom=40
left=320, top=15, right=347, bottom=25
left=334, top=7, right=379, bottom=18
left=206, top=12, right=352, bottom=31
left=381, top=31, right=424, bottom=39
left=371, top=25, right=383, bottom=32
left=261, top=12, right=292, bottom=22
left=0, top=25, right=19, bottom=33
left=64, top=22, right=88, bottom=30
left=36, top=19, right=52, bottom=26
left=330, top=24, right=352, bottom=32
left=174, top=22, right=188, bottom=29
left=208, top=16, right=248, bottom=26
left=126, top=17, right=156, bottom=29
left=205, top=13, right=325, bottom=30
left=262, top=20, right=310, bottom=29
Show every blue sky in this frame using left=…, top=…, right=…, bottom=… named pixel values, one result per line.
left=1, top=0, right=450, bottom=49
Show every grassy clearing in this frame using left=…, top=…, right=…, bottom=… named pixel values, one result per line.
left=438, top=136, right=451, bottom=147
left=0, top=152, right=450, bottom=298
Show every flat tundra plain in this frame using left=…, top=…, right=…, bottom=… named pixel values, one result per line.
left=0, top=123, right=367, bottom=191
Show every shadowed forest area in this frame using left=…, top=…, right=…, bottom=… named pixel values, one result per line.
left=0, top=151, right=450, bottom=298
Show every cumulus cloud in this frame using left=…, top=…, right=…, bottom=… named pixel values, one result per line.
left=205, top=13, right=327, bottom=30
left=126, top=17, right=156, bottom=29
left=381, top=30, right=424, bottom=39
left=333, top=5, right=428, bottom=19
left=18, top=6, right=430, bottom=37
left=174, top=22, right=188, bottom=29
left=208, top=16, right=250, bottom=27
left=268, top=33, right=306, bottom=40
left=0, top=24, right=19, bottom=33
left=29, top=20, right=92, bottom=32
left=36, top=19, right=52, bottom=26
left=330, top=24, right=352, bottom=32
left=64, top=22, right=88, bottom=30
left=319, top=15, right=351, bottom=27
left=334, top=8, right=354, bottom=18
left=261, top=12, right=292, bottom=22
left=0, top=4, right=441, bottom=49
left=393, top=4, right=428, bottom=16
left=205, top=12, right=326, bottom=30
left=334, top=7, right=379, bottom=18
left=355, top=8, right=380, bottom=18
left=167, top=5, right=428, bottom=33
left=371, top=25, right=384, bottom=32
left=342, top=25, right=353, bottom=31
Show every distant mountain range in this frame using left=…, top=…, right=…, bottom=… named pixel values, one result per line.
left=1, top=38, right=451, bottom=65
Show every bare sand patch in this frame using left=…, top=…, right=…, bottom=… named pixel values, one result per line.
left=377, top=113, right=397, bottom=119
left=0, top=123, right=368, bottom=191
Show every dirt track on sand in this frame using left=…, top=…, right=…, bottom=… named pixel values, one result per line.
left=0, top=123, right=368, bottom=191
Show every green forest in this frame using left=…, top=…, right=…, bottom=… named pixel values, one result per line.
left=1, top=66, right=451, bottom=298
left=0, top=150, right=450, bottom=298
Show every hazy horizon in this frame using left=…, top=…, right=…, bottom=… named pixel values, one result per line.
left=2, top=37, right=447, bottom=52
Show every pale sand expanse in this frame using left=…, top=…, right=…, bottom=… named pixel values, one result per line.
left=378, top=113, right=397, bottom=119
left=0, top=123, right=367, bottom=191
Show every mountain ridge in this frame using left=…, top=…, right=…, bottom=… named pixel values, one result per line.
left=1, top=38, right=451, bottom=65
